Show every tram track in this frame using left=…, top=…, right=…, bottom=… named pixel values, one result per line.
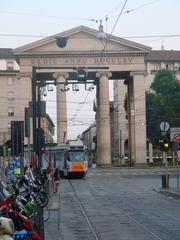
left=68, top=179, right=102, bottom=240
left=69, top=178, right=164, bottom=240
left=88, top=183, right=165, bottom=240
left=109, top=201, right=163, bottom=240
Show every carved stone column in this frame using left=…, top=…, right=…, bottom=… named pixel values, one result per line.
left=129, top=71, right=147, bottom=164
left=127, top=75, right=135, bottom=165
left=96, top=71, right=112, bottom=166
left=53, top=72, right=69, bottom=143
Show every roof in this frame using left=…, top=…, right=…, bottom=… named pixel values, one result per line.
left=68, top=140, right=84, bottom=147
left=0, top=48, right=15, bottom=59
left=14, top=25, right=151, bottom=54
left=145, top=50, right=180, bottom=62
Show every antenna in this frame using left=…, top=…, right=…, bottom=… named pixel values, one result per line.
left=99, top=19, right=103, bottom=32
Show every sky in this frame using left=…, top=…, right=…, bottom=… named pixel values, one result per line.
left=0, top=0, right=180, bottom=140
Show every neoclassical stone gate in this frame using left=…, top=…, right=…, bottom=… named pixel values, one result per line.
left=15, top=25, right=151, bottom=165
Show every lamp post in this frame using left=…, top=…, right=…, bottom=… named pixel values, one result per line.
left=32, top=66, right=37, bottom=170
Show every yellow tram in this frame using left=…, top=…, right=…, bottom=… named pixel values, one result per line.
left=44, top=140, right=88, bottom=178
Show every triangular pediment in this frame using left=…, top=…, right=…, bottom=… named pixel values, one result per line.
left=14, top=26, right=151, bottom=55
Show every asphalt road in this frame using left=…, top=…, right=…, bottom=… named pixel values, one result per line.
left=45, top=168, right=180, bottom=240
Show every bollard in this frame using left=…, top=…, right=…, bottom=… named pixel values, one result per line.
left=161, top=174, right=169, bottom=189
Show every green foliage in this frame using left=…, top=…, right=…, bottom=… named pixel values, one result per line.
left=146, top=69, right=180, bottom=146
left=151, top=69, right=179, bottom=94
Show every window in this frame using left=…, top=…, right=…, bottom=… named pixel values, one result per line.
left=166, top=63, right=174, bottom=70
left=154, top=63, right=161, bottom=71
left=8, top=107, right=14, bottom=116
left=151, top=63, right=161, bottom=74
left=8, top=91, right=14, bottom=100
left=8, top=112, right=14, bottom=116
left=7, top=77, right=13, bottom=85
left=7, top=61, right=14, bottom=71
left=69, top=151, right=85, bottom=162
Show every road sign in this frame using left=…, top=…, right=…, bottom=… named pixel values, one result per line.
left=160, top=121, right=170, bottom=131
left=161, top=131, right=167, bottom=136
left=170, top=128, right=180, bottom=142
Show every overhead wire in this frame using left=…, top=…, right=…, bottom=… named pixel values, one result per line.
left=0, top=10, right=96, bottom=22
left=1, top=0, right=178, bottom=137
left=123, top=0, right=161, bottom=14
left=67, top=0, right=128, bottom=128
left=101, top=0, right=128, bottom=52
left=0, top=33, right=180, bottom=40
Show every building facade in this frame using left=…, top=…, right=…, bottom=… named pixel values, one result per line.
left=0, top=26, right=179, bottom=164
left=0, top=49, right=54, bottom=150
left=0, top=48, right=19, bottom=144
left=113, top=50, right=180, bottom=164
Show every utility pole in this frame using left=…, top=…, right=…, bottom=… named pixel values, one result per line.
left=127, top=77, right=132, bottom=167
left=160, top=121, right=170, bottom=189
left=32, top=66, right=37, bottom=170
left=31, top=66, right=44, bottom=240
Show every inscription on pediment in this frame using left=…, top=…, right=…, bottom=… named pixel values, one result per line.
left=31, top=56, right=133, bottom=66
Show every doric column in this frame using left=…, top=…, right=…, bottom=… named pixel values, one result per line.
left=53, top=72, right=69, bottom=143
left=127, top=75, right=135, bottom=165
left=129, top=71, right=147, bottom=164
left=96, top=71, right=112, bottom=166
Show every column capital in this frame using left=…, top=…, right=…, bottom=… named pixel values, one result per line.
left=96, top=71, right=112, bottom=79
left=130, top=71, right=148, bottom=77
left=53, top=72, right=69, bottom=80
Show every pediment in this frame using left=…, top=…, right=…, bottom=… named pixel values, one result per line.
left=14, top=26, right=151, bottom=55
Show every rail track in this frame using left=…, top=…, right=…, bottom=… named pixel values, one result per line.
left=69, top=179, right=102, bottom=240
left=68, top=179, right=164, bottom=240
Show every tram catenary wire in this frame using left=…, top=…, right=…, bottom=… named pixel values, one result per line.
left=68, top=179, right=102, bottom=240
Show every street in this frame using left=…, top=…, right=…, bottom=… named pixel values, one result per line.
left=45, top=168, right=180, bottom=240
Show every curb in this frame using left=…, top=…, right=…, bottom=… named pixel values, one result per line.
left=156, top=189, right=180, bottom=199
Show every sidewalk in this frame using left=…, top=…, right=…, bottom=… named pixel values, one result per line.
left=43, top=170, right=180, bottom=240
left=44, top=192, right=62, bottom=240
left=159, top=187, right=180, bottom=199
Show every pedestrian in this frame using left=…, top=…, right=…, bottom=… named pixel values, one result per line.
left=53, top=168, right=60, bottom=193
left=47, top=166, right=54, bottom=194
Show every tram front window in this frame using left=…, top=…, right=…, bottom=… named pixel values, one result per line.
left=69, top=151, right=85, bottom=162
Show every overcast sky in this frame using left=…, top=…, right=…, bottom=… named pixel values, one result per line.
left=0, top=0, right=179, bottom=140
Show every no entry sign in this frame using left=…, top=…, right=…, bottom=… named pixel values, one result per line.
left=170, top=128, right=180, bottom=142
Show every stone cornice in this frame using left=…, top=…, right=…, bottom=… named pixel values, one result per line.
left=0, top=70, right=19, bottom=75
left=16, top=72, right=32, bottom=78
left=17, top=51, right=148, bottom=58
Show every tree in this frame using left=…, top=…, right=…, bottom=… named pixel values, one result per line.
left=146, top=69, right=180, bottom=146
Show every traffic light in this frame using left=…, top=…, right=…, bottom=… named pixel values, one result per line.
left=0, top=145, right=3, bottom=156
left=163, top=139, right=169, bottom=152
left=36, top=128, right=45, bottom=154
left=159, top=139, right=169, bottom=152
left=77, top=67, right=87, bottom=81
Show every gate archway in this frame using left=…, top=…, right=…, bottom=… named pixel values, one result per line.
left=15, top=25, right=151, bottom=165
